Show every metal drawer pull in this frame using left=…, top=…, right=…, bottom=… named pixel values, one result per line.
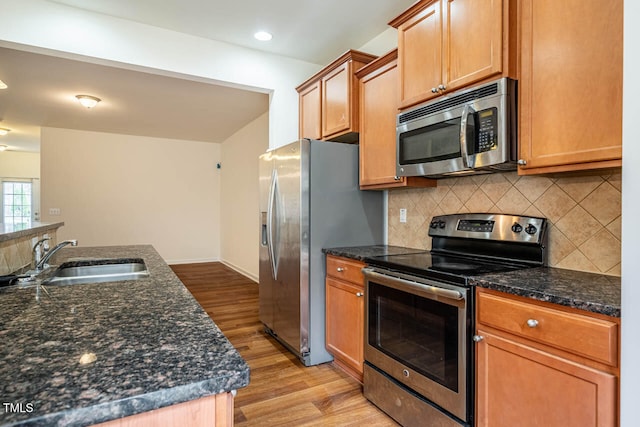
left=356, top=292, right=363, bottom=297
left=527, top=319, right=539, bottom=328
left=473, top=335, right=484, bottom=342
left=336, top=267, right=346, bottom=272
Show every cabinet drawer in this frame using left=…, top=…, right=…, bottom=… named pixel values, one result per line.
left=477, top=291, right=618, bottom=366
left=326, top=255, right=365, bottom=285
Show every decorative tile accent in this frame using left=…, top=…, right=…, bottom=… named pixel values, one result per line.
left=388, top=171, right=622, bottom=276
left=480, top=173, right=512, bottom=203
left=579, top=229, right=621, bottom=273
left=547, top=224, right=577, bottom=266
left=555, top=205, right=601, bottom=247
left=514, top=176, right=554, bottom=203
left=535, top=185, right=577, bottom=223
left=556, top=175, right=604, bottom=203
left=580, top=181, right=622, bottom=226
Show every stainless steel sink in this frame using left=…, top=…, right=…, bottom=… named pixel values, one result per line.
left=43, top=258, right=150, bottom=286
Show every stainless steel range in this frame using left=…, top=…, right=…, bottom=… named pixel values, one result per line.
left=363, top=213, right=548, bottom=427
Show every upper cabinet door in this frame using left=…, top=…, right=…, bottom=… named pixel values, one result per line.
left=518, top=0, right=623, bottom=174
left=297, top=50, right=377, bottom=142
left=299, top=81, right=322, bottom=140
left=357, top=50, right=436, bottom=190
left=322, top=62, right=352, bottom=138
left=396, top=1, right=443, bottom=108
left=443, top=0, right=503, bottom=91
left=391, top=0, right=513, bottom=110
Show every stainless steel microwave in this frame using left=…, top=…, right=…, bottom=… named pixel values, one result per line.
left=396, top=78, right=517, bottom=178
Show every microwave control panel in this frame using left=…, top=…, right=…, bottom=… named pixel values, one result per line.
left=476, top=108, right=498, bottom=152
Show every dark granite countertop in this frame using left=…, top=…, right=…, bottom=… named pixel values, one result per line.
left=322, top=245, right=426, bottom=261
left=0, top=245, right=249, bottom=427
left=470, top=267, right=621, bottom=318
left=323, top=245, right=621, bottom=318
left=0, top=222, right=64, bottom=243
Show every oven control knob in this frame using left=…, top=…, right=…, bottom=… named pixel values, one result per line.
left=438, top=220, right=446, bottom=229
left=511, top=223, right=523, bottom=233
left=430, top=221, right=438, bottom=229
left=525, top=224, right=538, bottom=235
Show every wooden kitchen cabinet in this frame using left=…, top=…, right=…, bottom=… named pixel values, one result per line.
left=517, top=0, right=622, bottom=175
left=389, top=0, right=516, bottom=110
left=475, top=288, right=619, bottom=427
left=299, top=80, right=322, bottom=140
left=356, top=49, right=436, bottom=190
left=93, top=393, right=233, bottom=427
left=325, top=255, right=366, bottom=382
left=297, top=50, right=377, bottom=142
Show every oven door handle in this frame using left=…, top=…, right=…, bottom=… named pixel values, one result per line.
left=363, top=268, right=465, bottom=301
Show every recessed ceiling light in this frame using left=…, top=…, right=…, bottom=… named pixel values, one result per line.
left=75, top=94, right=101, bottom=109
left=254, top=31, right=273, bottom=42
left=0, top=128, right=10, bottom=136
left=0, top=79, right=7, bottom=89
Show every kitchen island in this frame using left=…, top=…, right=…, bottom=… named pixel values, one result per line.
left=0, top=245, right=249, bottom=427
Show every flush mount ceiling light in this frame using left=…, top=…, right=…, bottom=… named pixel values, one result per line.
left=0, top=128, right=10, bottom=136
left=0, top=145, right=8, bottom=151
left=0, top=79, right=7, bottom=89
left=254, top=31, right=273, bottom=41
left=75, top=94, right=101, bottom=109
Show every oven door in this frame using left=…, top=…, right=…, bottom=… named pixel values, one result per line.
left=363, top=267, right=472, bottom=422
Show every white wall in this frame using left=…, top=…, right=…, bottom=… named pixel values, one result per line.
left=40, top=127, right=221, bottom=263
left=621, top=0, right=639, bottom=424
left=0, top=151, right=40, bottom=178
left=0, top=0, right=322, bottom=150
left=358, top=27, right=398, bottom=56
left=220, top=113, right=269, bottom=281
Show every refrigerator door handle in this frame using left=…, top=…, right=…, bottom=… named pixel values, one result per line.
left=267, top=169, right=279, bottom=279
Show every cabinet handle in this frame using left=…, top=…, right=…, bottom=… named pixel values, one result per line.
left=356, top=292, right=363, bottom=297
left=526, top=319, right=539, bottom=328
left=394, top=176, right=401, bottom=181
left=473, top=335, right=484, bottom=342
left=517, top=159, right=527, bottom=166
left=438, top=84, right=446, bottom=91
left=336, top=267, right=345, bottom=272
left=431, top=87, right=438, bottom=93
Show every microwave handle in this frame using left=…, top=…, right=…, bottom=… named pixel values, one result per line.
left=459, top=104, right=475, bottom=168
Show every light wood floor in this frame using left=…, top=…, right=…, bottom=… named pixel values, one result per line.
left=171, top=262, right=398, bottom=427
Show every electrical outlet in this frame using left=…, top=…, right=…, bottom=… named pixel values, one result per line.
left=49, top=208, right=61, bottom=216
left=399, top=208, right=407, bottom=223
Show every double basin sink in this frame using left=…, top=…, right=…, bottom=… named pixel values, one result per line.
left=42, top=258, right=149, bottom=286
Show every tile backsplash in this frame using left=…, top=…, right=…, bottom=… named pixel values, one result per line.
left=388, top=171, right=621, bottom=276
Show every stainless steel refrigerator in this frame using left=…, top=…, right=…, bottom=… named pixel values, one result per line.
left=259, top=139, right=384, bottom=366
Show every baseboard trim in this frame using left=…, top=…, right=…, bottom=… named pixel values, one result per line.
left=220, top=260, right=258, bottom=283
left=167, top=257, right=220, bottom=265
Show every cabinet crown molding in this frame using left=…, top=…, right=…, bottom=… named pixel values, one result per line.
left=296, top=49, right=378, bottom=91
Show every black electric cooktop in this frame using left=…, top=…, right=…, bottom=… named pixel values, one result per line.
left=365, top=252, right=531, bottom=285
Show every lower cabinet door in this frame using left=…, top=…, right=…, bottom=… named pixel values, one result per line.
left=476, top=330, right=617, bottom=427
left=326, top=277, right=364, bottom=379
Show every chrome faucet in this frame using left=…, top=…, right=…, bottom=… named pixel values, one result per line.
left=36, top=239, right=78, bottom=270
left=32, top=237, right=51, bottom=269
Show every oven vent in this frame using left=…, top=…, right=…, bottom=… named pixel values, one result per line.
left=398, top=83, right=499, bottom=124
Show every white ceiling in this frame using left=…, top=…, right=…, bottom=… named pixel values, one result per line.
left=49, top=0, right=413, bottom=64
left=0, top=47, right=270, bottom=151
left=0, top=0, right=415, bottom=152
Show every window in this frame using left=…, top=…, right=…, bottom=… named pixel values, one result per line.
left=3, top=181, right=32, bottom=227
